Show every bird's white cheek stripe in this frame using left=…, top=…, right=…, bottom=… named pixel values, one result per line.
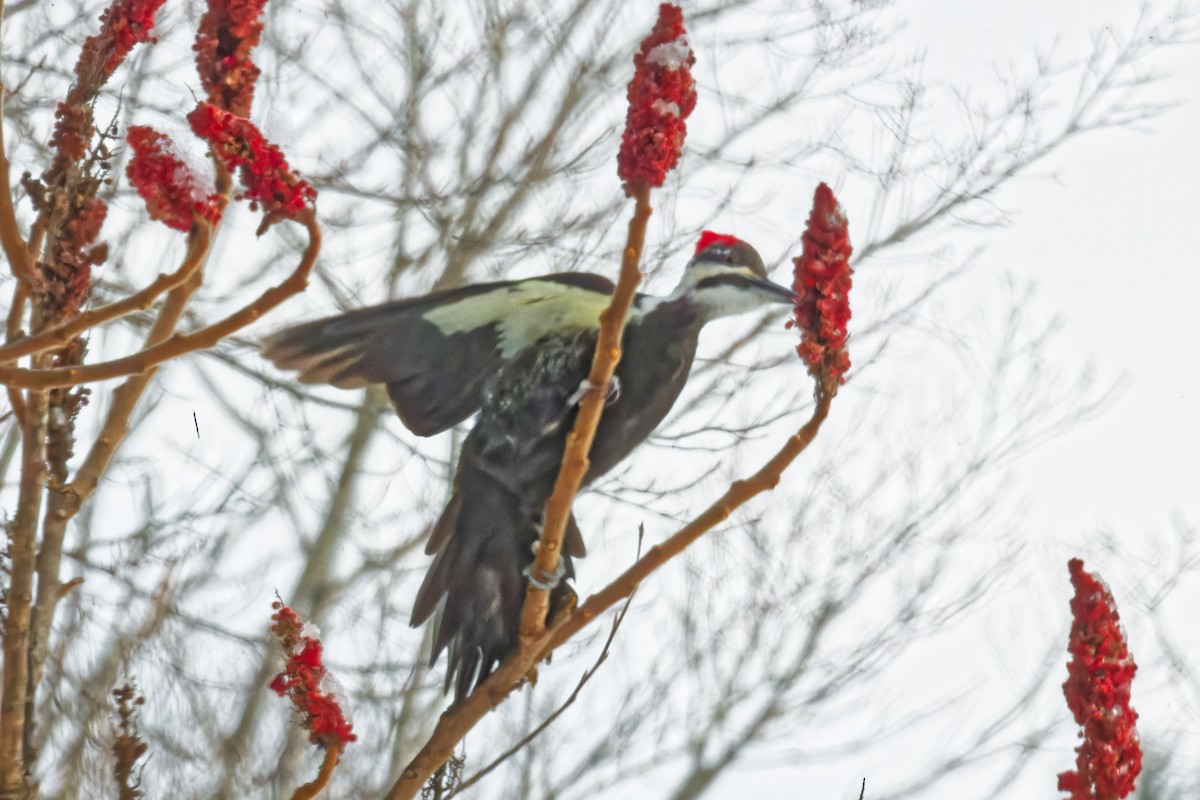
left=423, top=281, right=609, bottom=358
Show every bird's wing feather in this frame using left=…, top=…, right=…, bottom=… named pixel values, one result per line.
left=261, top=273, right=614, bottom=436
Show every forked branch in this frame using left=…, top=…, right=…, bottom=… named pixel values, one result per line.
left=0, top=211, right=321, bottom=389
left=0, top=223, right=213, bottom=363
left=384, top=392, right=833, bottom=800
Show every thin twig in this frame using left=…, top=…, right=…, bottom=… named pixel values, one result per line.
left=60, top=236, right=211, bottom=505
left=289, top=744, right=342, bottom=800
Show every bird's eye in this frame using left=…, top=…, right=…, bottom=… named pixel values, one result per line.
left=725, top=255, right=734, bottom=264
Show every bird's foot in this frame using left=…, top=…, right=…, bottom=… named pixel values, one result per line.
left=540, top=379, right=621, bottom=438
left=566, top=376, right=620, bottom=408
left=523, top=551, right=567, bottom=590
left=606, top=376, right=621, bottom=405
left=565, top=379, right=594, bottom=407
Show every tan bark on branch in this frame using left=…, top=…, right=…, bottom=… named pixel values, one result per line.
left=518, top=182, right=651, bottom=644
left=5, top=282, right=29, bottom=425
left=0, top=387, right=47, bottom=793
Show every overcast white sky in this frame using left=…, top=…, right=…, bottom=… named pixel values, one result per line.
left=7, top=2, right=1197, bottom=796
left=725, top=3, right=1200, bottom=796
left=885, top=2, right=1200, bottom=794
left=902, top=0, right=1200, bottom=541
left=902, top=0, right=1200, bottom=544
left=187, top=3, right=1200, bottom=795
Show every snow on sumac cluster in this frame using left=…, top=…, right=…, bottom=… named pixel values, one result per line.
left=188, top=103, right=317, bottom=225
left=125, top=127, right=222, bottom=232
left=617, top=3, right=696, bottom=194
left=268, top=602, right=356, bottom=749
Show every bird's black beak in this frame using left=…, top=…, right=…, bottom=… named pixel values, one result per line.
left=742, top=275, right=800, bottom=305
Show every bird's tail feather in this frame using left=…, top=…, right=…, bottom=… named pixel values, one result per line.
left=411, top=466, right=577, bottom=702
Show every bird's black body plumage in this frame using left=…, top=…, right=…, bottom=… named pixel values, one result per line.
left=261, top=235, right=792, bottom=701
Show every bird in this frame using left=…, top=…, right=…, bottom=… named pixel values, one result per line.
left=261, top=231, right=797, bottom=701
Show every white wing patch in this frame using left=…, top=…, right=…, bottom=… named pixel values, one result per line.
left=422, top=280, right=610, bottom=358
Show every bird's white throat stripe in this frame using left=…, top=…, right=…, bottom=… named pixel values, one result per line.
left=423, top=280, right=610, bottom=358
left=632, top=265, right=772, bottom=322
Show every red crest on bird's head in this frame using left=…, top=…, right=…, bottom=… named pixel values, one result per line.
left=695, top=231, right=745, bottom=255
left=690, top=231, right=766, bottom=279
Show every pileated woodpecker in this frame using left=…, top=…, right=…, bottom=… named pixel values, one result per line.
left=262, top=232, right=797, bottom=701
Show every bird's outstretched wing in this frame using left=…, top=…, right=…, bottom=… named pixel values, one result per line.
left=260, top=272, right=614, bottom=436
